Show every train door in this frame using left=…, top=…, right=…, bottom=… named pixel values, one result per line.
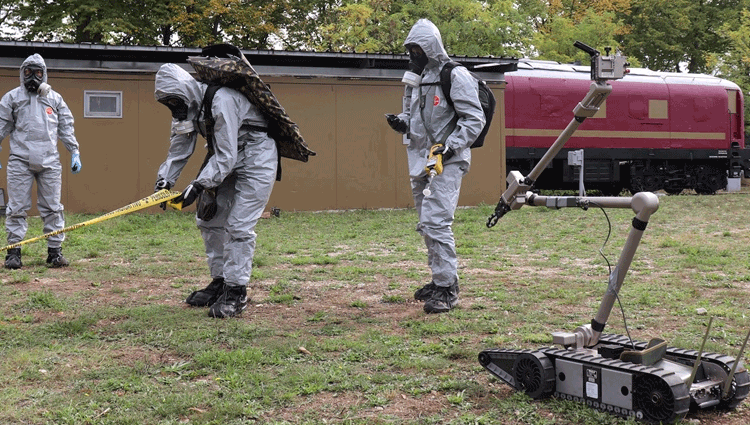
left=727, top=89, right=746, bottom=178
left=728, top=89, right=744, bottom=146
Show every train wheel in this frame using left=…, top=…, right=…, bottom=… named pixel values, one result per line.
left=694, top=165, right=726, bottom=195
left=630, top=174, right=661, bottom=193
left=664, top=187, right=683, bottom=195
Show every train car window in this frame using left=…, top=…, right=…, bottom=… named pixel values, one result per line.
left=649, top=100, right=668, bottom=119
left=728, top=90, right=737, bottom=114
left=728, top=90, right=742, bottom=140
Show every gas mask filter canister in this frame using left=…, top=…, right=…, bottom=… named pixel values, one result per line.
left=401, top=70, right=421, bottom=88
left=37, top=83, right=51, bottom=97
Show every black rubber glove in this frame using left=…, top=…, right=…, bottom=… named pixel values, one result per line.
left=427, top=144, right=455, bottom=162
left=175, top=181, right=204, bottom=209
left=154, top=178, right=172, bottom=192
left=154, top=178, right=172, bottom=210
left=385, top=114, right=407, bottom=134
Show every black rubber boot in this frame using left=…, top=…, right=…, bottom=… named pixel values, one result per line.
left=185, top=277, right=225, bottom=307
left=46, top=247, right=69, bottom=267
left=208, top=285, right=248, bottom=318
left=4, top=248, right=22, bottom=270
left=414, top=281, right=437, bottom=301
left=423, top=283, right=459, bottom=314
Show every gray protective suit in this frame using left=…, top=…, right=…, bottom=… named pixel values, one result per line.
left=154, top=63, right=277, bottom=287
left=0, top=54, right=80, bottom=247
left=397, top=19, right=486, bottom=288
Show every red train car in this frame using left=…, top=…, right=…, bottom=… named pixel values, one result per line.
left=505, top=60, right=748, bottom=194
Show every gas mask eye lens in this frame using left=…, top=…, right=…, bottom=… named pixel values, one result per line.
left=163, top=98, right=179, bottom=108
left=23, top=67, right=43, bottom=78
left=158, top=96, right=189, bottom=121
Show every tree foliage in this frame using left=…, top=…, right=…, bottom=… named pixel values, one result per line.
left=0, top=0, right=21, bottom=39
left=167, top=0, right=294, bottom=49
left=617, top=0, right=742, bottom=73
left=520, top=0, right=630, bottom=63
left=1, top=0, right=749, bottom=98
left=531, top=10, right=625, bottom=64
left=14, top=0, right=175, bottom=45
left=311, top=0, right=532, bottom=56
left=715, top=7, right=750, bottom=133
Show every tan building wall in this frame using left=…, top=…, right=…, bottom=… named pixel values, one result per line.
left=0, top=68, right=506, bottom=214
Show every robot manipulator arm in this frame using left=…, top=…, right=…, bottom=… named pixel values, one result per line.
left=486, top=170, right=534, bottom=228
left=487, top=41, right=628, bottom=229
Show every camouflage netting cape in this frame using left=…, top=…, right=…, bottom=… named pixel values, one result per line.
left=187, top=47, right=315, bottom=163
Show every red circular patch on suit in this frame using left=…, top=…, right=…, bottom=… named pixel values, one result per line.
left=433, top=96, right=440, bottom=106
left=46, top=107, right=53, bottom=115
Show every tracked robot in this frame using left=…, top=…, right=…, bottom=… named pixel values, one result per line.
left=480, top=41, right=750, bottom=423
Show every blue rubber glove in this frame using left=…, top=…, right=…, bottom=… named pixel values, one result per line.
left=71, top=153, right=81, bottom=174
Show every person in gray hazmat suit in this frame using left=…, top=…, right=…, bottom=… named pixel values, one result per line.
left=0, top=53, right=82, bottom=269
left=153, top=63, right=277, bottom=319
left=385, top=19, right=485, bottom=313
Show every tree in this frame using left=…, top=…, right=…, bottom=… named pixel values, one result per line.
left=312, top=0, right=533, bottom=57
left=715, top=8, right=750, bottom=134
left=13, top=0, right=177, bottom=45
left=276, top=0, right=341, bottom=50
left=0, top=0, right=22, bottom=39
left=168, top=0, right=288, bottom=49
left=618, top=0, right=742, bottom=73
left=531, top=10, right=625, bottom=64
left=521, top=0, right=630, bottom=62
left=11, top=0, right=299, bottom=48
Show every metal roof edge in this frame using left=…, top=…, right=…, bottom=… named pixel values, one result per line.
left=0, top=40, right=518, bottom=81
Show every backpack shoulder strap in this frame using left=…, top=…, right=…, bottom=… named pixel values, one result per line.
left=201, top=83, right=222, bottom=127
left=440, top=61, right=460, bottom=107
left=197, top=83, right=222, bottom=174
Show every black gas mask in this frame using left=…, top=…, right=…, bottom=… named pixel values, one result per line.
left=158, top=95, right=189, bottom=121
left=23, top=65, right=44, bottom=93
left=407, top=44, right=429, bottom=75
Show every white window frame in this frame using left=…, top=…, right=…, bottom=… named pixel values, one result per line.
left=84, top=90, right=122, bottom=118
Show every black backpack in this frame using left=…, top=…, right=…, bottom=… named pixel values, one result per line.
left=438, top=61, right=496, bottom=149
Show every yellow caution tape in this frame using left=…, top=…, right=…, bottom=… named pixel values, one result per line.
left=1, top=189, right=182, bottom=251
left=166, top=198, right=183, bottom=210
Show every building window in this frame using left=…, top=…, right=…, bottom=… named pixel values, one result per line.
left=84, top=91, right=122, bottom=118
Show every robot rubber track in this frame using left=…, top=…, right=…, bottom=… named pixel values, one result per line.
left=478, top=333, right=749, bottom=424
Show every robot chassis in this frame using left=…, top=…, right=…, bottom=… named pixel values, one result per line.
left=479, top=42, right=750, bottom=423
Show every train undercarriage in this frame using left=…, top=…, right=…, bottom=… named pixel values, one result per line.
left=507, top=155, right=741, bottom=196
left=628, top=160, right=728, bottom=195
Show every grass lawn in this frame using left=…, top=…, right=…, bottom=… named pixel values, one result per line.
left=1, top=189, right=749, bottom=424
